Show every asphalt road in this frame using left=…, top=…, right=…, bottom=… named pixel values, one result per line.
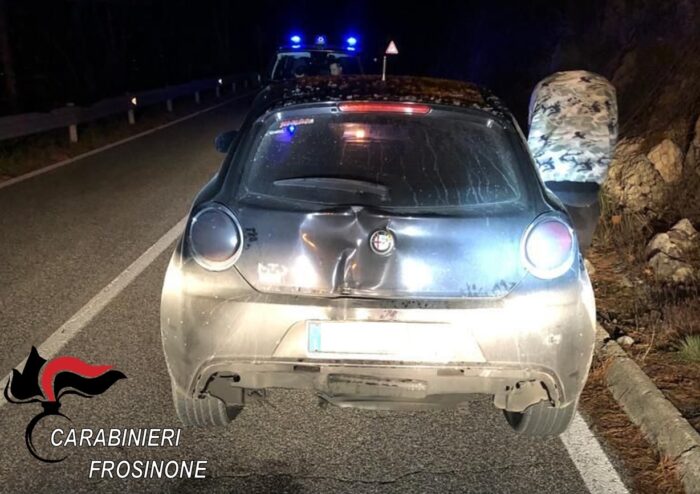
left=0, top=97, right=624, bottom=493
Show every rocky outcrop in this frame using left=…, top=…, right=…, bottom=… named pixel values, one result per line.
left=647, top=139, right=684, bottom=183
left=645, top=219, right=698, bottom=283
left=604, top=139, right=668, bottom=215
left=603, top=132, right=700, bottom=219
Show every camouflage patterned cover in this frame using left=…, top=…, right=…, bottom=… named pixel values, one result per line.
left=527, top=71, right=618, bottom=184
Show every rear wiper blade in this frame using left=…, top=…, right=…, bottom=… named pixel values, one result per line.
left=273, top=177, right=389, bottom=197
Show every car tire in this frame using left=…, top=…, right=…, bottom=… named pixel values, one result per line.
left=503, top=400, right=577, bottom=437
left=173, top=387, right=242, bottom=427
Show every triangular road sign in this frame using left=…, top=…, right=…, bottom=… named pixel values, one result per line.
left=385, top=40, right=399, bottom=55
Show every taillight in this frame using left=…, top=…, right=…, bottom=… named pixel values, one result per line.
left=188, top=203, right=243, bottom=271
left=521, top=216, right=576, bottom=279
left=338, top=102, right=431, bottom=114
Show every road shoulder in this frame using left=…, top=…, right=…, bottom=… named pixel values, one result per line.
left=594, top=324, right=700, bottom=493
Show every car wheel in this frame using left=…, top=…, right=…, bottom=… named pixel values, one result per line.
left=173, top=387, right=242, bottom=427
left=503, top=400, right=576, bottom=436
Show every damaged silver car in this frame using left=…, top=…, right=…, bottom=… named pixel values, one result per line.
left=161, top=75, right=605, bottom=436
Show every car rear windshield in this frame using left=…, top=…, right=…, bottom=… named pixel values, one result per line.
left=272, top=51, right=362, bottom=80
left=236, top=107, right=528, bottom=213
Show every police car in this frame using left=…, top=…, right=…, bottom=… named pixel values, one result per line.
left=267, top=34, right=364, bottom=81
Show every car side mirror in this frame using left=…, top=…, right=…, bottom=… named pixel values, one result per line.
left=214, top=130, right=238, bottom=153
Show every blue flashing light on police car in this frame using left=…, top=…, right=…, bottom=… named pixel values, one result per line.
left=270, top=32, right=364, bottom=80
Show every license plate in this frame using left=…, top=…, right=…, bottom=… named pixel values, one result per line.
left=306, top=321, right=485, bottom=362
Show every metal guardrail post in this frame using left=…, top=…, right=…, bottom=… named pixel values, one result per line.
left=128, top=97, right=137, bottom=124
left=69, top=124, right=78, bottom=143
left=66, top=102, right=78, bottom=143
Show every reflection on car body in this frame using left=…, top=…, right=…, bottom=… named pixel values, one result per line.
left=161, top=75, right=602, bottom=436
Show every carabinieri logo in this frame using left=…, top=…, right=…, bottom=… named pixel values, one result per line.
left=4, top=347, right=126, bottom=463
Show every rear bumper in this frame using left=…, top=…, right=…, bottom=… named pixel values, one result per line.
left=193, top=360, right=561, bottom=412
left=161, top=255, right=596, bottom=411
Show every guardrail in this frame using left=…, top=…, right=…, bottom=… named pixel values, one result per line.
left=0, top=72, right=260, bottom=143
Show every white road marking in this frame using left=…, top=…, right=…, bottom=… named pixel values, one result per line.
left=0, top=216, right=187, bottom=408
left=0, top=93, right=253, bottom=191
left=562, top=411, right=630, bottom=493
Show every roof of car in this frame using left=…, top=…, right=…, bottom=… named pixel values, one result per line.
left=252, top=75, right=511, bottom=119
left=276, top=46, right=358, bottom=53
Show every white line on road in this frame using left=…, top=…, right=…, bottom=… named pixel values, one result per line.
left=562, top=412, right=630, bottom=493
left=0, top=216, right=187, bottom=408
left=0, top=92, right=253, bottom=191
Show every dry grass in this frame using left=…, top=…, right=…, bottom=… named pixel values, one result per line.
left=594, top=190, right=655, bottom=263
left=616, top=283, right=700, bottom=360
left=589, top=202, right=700, bottom=434
left=580, top=357, right=685, bottom=494
left=591, top=187, right=700, bottom=348
left=656, top=298, right=700, bottom=346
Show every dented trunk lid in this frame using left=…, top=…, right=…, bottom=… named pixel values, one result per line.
left=234, top=205, right=531, bottom=299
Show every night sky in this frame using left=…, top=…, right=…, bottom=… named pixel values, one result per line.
left=2, top=1, right=621, bottom=123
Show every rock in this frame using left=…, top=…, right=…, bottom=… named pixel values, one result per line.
left=670, top=218, right=698, bottom=238
left=645, top=218, right=697, bottom=284
left=583, top=259, right=595, bottom=276
left=671, top=265, right=694, bottom=283
left=648, top=252, right=694, bottom=283
left=616, top=335, right=635, bottom=347
left=666, top=232, right=693, bottom=253
left=647, top=139, right=684, bottom=183
left=604, top=139, right=667, bottom=215
left=668, top=220, right=698, bottom=252
left=645, top=232, right=682, bottom=259
left=619, top=275, right=635, bottom=288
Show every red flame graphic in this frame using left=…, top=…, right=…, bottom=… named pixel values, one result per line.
left=40, top=356, right=112, bottom=402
